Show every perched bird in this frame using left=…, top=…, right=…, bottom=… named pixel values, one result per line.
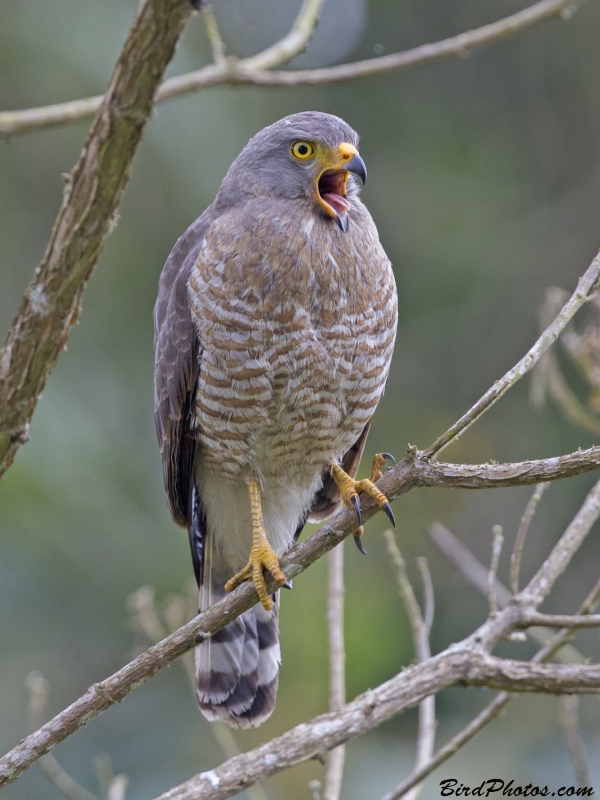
left=154, top=112, right=397, bottom=728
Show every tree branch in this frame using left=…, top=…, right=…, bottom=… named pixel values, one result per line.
left=0, top=0, right=586, bottom=137
left=510, top=482, right=549, bottom=595
left=148, top=655, right=600, bottom=800
left=0, top=0, right=193, bottom=479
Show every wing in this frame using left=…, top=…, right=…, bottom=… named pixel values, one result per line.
left=293, top=422, right=371, bottom=541
left=154, top=215, right=210, bottom=529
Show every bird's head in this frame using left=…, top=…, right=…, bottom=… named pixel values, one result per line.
left=216, top=111, right=367, bottom=234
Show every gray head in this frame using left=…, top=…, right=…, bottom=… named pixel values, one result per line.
left=215, top=112, right=367, bottom=232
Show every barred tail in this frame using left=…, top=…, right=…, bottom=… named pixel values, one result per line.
left=194, top=524, right=281, bottom=728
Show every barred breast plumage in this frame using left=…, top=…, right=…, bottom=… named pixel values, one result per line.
left=154, top=111, right=397, bottom=728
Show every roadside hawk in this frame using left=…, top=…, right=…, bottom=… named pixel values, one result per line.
left=154, top=112, right=398, bottom=728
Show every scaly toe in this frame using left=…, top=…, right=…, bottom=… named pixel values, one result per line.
left=353, top=525, right=367, bottom=555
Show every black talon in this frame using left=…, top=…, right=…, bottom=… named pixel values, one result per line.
left=350, top=494, right=362, bottom=525
left=383, top=502, right=396, bottom=528
left=354, top=534, right=368, bottom=555
left=282, top=580, right=293, bottom=590
left=381, top=453, right=396, bottom=466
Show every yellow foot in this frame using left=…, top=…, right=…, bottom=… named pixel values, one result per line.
left=224, top=478, right=288, bottom=611
left=331, top=453, right=396, bottom=534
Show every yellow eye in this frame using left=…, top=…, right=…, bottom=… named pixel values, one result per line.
left=291, top=141, right=314, bottom=160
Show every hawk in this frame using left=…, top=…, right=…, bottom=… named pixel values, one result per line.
left=154, top=112, right=397, bottom=728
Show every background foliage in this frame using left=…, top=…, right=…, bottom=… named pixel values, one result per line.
left=1, top=0, right=600, bottom=797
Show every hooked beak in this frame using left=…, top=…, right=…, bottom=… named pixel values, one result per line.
left=317, top=143, right=367, bottom=233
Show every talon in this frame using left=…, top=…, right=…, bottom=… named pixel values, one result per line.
left=383, top=502, right=396, bottom=528
left=380, top=452, right=396, bottom=465
left=330, top=460, right=395, bottom=531
left=350, top=494, right=362, bottom=525
left=353, top=526, right=367, bottom=555
left=282, top=580, right=293, bottom=590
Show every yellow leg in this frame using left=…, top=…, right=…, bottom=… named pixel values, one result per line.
left=224, top=478, right=287, bottom=611
left=331, top=453, right=396, bottom=532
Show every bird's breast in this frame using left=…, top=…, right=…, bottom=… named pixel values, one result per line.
left=188, top=200, right=397, bottom=482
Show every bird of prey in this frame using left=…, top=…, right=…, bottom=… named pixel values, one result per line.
left=154, top=112, right=397, bottom=728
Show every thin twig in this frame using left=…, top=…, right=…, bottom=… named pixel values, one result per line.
left=417, top=558, right=435, bottom=632
left=127, top=586, right=268, bottom=800
left=381, top=573, right=600, bottom=800
left=488, top=526, right=504, bottom=616
left=425, top=250, right=600, bottom=458
left=544, top=353, right=600, bottom=435
left=26, top=673, right=102, bottom=800
left=0, top=0, right=586, bottom=137
left=427, top=522, right=582, bottom=661
left=521, top=476, right=600, bottom=608
left=560, top=696, right=592, bottom=788
left=519, top=611, right=600, bottom=628
left=240, top=0, right=326, bottom=71
left=323, top=543, right=346, bottom=800
left=202, top=4, right=226, bottom=67
left=384, top=531, right=435, bottom=800
left=380, top=693, right=511, bottom=800
left=510, top=483, right=549, bottom=595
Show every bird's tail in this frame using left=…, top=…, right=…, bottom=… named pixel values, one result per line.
left=194, top=526, right=281, bottom=729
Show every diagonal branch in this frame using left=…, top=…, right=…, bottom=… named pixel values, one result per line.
left=0, top=0, right=587, bottom=137
left=0, top=0, right=193, bottom=479
left=148, top=655, right=600, bottom=800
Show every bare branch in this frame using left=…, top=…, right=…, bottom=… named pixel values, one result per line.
left=323, top=543, right=346, bottom=800
left=427, top=523, right=583, bottom=662
left=26, top=672, right=101, bottom=800
left=521, top=477, right=600, bottom=608
left=0, top=0, right=586, bottom=137
left=384, top=531, right=435, bottom=800
left=541, top=352, right=600, bottom=436
left=520, top=611, right=600, bottom=628
left=381, top=693, right=511, bottom=800
left=416, top=558, right=435, bottom=633
left=148, top=653, right=600, bottom=800
left=240, top=0, right=326, bottom=71
left=384, top=575, right=600, bottom=800
left=425, top=249, right=600, bottom=458
left=560, top=696, right=592, bottom=787
left=510, top=483, right=549, bottom=595
left=127, top=586, right=268, bottom=800
left=201, top=5, right=226, bottom=67
left=0, top=0, right=193, bottom=479
left=488, top=526, right=504, bottom=617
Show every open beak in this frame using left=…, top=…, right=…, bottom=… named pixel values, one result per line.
left=317, top=143, right=367, bottom=233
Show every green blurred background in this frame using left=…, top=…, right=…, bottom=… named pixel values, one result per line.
left=1, top=1, right=600, bottom=797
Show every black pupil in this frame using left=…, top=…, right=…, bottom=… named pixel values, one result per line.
left=298, top=144, right=308, bottom=155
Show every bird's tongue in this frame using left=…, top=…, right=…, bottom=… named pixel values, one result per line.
left=322, top=193, right=349, bottom=217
